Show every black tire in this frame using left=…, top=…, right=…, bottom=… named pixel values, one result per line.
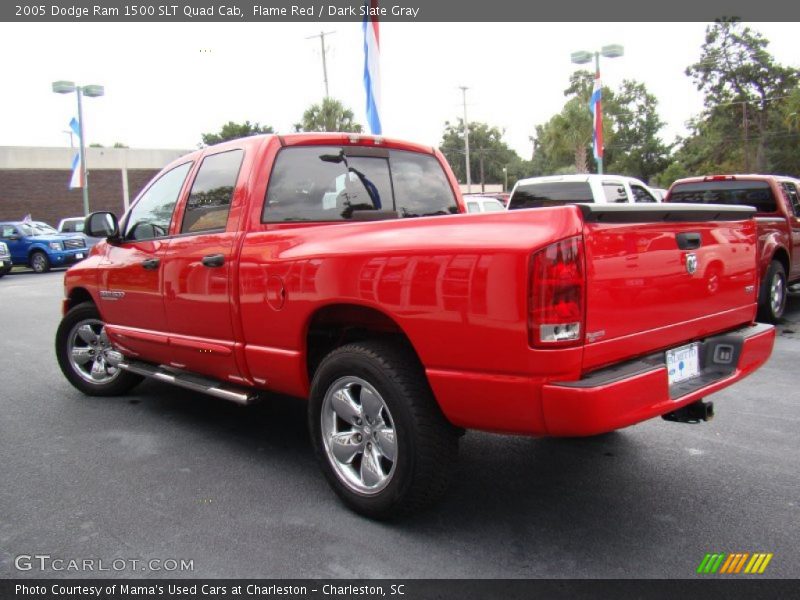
left=757, top=260, right=787, bottom=323
left=309, top=339, right=459, bottom=520
left=0, top=266, right=10, bottom=278
left=30, top=251, right=50, bottom=273
left=55, top=302, right=143, bottom=396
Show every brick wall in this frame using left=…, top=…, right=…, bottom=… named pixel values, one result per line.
left=0, top=169, right=158, bottom=225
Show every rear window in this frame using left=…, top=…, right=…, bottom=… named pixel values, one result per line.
left=669, top=180, right=777, bottom=213
left=263, top=146, right=458, bottom=222
left=508, top=182, right=592, bottom=210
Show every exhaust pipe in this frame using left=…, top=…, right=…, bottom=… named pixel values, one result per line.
left=662, top=399, right=714, bottom=424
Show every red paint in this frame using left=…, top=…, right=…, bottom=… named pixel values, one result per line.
left=62, top=134, right=775, bottom=437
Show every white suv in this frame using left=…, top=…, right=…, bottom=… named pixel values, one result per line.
left=507, top=174, right=661, bottom=210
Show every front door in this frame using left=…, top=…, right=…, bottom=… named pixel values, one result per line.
left=98, top=161, right=193, bottom=364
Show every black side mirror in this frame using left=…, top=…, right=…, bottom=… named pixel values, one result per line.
left=85, top=212, right=120, bottom=241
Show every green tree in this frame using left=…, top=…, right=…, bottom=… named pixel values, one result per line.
left=439, top=120, right=526, bottom=189
left=605, top=80, right=671, bottom=181
left=201, top=121, right=274, bottom=146
left=529, top=70, right=617, bottom=175
left=686, top=18, right=799, bottom=172
left=294, top=98, right=362, bottom=133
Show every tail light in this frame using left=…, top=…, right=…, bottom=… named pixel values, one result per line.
left=529, top=236, right=585, bottom=347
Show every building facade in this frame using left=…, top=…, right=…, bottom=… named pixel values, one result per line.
left=0, top=146, right=191, bottom=225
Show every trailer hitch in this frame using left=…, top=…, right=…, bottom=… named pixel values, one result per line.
left=662, top=399, right=715, bottom=424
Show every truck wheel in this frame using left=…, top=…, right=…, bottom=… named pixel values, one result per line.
left=30, top=251, right=51, bottom=273
left=55, top=302, right=142, bottom=396
left=757, top=260, right=786, bottom=323
left=309, top=339, right=459, bottom=519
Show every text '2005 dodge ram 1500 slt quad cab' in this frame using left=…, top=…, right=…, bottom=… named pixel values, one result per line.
left=56, top=133, right=775, bottom=519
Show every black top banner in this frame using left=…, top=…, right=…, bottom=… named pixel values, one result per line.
left=3, top=0, right=800, bottom=22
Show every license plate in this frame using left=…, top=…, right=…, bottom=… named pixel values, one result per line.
left=76, top=253, right=84, bottom=259
left=0, top=260, right=4, bottom=267
left=666, top=343, right=701, bottom=385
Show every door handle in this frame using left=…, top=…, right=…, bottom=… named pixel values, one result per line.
left=141, top=258, right=160, bottom=270
left=201, top=254, right=225, bottom=268
left=676, top=232, right=702, bottom=250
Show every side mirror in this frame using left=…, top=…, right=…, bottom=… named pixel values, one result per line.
left=85, top=212, right=120, bottom=240
left=7, top=234, right=20, bottom=241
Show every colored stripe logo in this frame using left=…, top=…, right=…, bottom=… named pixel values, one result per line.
left=697, top=553, right=773, bottom=574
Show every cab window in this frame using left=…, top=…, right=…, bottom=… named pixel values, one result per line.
left=602, top=181, right=629, bottom=203
left=181, top=150, right=243, bottom=234
left=631, top=185, right=657, bottom=203
left=262, top=146, right=458, bottom=222
left=124, top=162, right=192, bottom=241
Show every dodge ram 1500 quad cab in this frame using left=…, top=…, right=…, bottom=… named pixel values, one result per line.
left=56, top=133, right=775, bottom=518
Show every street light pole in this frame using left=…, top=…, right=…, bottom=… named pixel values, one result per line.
left=571, top=44, right=623, bottom=176
left=52, top=80, right=104, bottom=216
left=75, top=86, right=89, bottom=216
left=459, top=85, right=472, bottom=193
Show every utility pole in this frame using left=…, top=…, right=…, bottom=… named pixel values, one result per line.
left=742, top=101, right=750, bottom=172
left=459, top=86, right=472, bottom=193
left=307, top=30, right=336, bottom=98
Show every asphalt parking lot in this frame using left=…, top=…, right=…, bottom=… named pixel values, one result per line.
left=0, top=270, right=798, bottom=579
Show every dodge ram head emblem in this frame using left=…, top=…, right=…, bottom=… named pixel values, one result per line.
left=685, top=253, right=698, bottom=275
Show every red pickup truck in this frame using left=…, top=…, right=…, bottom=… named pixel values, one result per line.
left=56, top=134, right=775, bottom=518
left=666, top=174, right=800, bottom=322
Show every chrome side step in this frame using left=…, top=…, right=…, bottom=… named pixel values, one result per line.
left=117, top=359, right=260, bottom=406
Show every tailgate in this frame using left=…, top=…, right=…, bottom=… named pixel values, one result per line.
left=578, top=204, right=758, bottom=371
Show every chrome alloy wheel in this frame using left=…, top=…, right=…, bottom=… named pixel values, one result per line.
left=320, top=376, right=397, bottom=495
left=770, top=271, right=786, bottom=318
left=67, top=318, right=122, bottom=385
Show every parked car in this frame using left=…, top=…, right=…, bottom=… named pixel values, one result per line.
left=56, top=133, right=773, bottom=519
left=665, top=174, right=800, bottom=322
left=0, top=241, right=12, bottom=277
left=463, top=195, right=506, bottom=213
left=0, top=221, right=89, bottom=273
left=507, top=174, right=661, bottom=210
left=58, top=216, right=102, bottom=248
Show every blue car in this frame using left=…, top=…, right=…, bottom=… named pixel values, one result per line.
left=0, top=221, right=89, bottom=273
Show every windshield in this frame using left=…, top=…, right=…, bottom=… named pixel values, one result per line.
left=32, top=222, right=58, bottom=234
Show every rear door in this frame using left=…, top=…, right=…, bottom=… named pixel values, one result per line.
left=0, top=224, right=27, bottom=263
left=98, top=161, right=193, bottom=364
left=160, top=148, right=246, bottom=383
left=780, top=181, right=800, bottom=280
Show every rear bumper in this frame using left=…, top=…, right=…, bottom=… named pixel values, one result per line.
left=541, top=323, right=775, bottom=436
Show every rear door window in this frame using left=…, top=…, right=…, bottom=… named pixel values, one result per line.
left=181, top=149, right=244, bottom=234
left=781, top=182, right=800, bottom=217
left=262, top=146, right=457, bottom=222
left=631, top=185, right=657, bottom=203
left=669, top=180, right=777, bottom=213
left=508, top=182, right=593, bottom=209
left=602, top=181, right=629, bottom=203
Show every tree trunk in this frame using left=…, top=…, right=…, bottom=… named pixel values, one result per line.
left=574, top=144, right=589, bottom=174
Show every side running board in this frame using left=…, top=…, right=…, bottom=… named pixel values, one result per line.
left=114, top=356, right=260, bottom=406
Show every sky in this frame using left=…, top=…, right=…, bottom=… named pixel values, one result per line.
left=1, top=21, right=797, bottom=159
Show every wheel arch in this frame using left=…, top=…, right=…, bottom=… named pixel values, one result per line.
left=65, top=286, right=96, bottom=312
left=304, top=303, right=423, bottom=384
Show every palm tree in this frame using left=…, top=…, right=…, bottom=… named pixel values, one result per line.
left=295, top=98, right=363, bottom=133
